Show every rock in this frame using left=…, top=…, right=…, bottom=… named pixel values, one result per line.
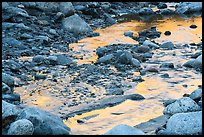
left=183, top=59, right=195, bottom=68
left=2, top=101, right=23, bottom=128
left=74, top=5, right=87, bottom=11
left=145, top=67, right=159, bottom=72
left=96, top=47, right=109, bottom=58
left=143, top=40, right=159, bottom=49
left=3, top=38, right=22, bottom=47
left=160, top=42, right=175, bottom=50
left=160, top=63, right=174, bottom=68
left=138, top=7, right=155, bottom=15
left=175, top=2, right=202, bottom=15
left=192, top=55, right=202, bottom=69
left=158, top=9, right=175, bottom=15
left=104, top=124, right=145, bottom=135
left=49, top=29, right=57, bottom=35
left=164, top=31, right=171, bottom=36
left=126, top=94, right=145, bottom=100
left=32, top=55, right=46, bottom=65
left=189, top=88, right=202, bottom=100
left=136, top=45, right=150, bottom=53
left=34, top=74, right=47, bottom=80
left=163, top=99, right=176, bottom=107
left=124, top=31, right=134, bottom=37
left=16, top=107, right=71, bottom=135
left=2, top=93, right=20, bottom=102
left=47, top=56, right=58, bottom=65
left=190, top=25, right=197, bottom=29
left=97, top=54, right=114, bottom=64
left=106, top=88, right=124, bottom=95
left=132, top=76, right=144, bottom=82
left=164, top=111, right=202, bottom=135
left=62, top=14, right=92, bottom=34
left=138, top=27, right=161, bottom=39
left=6, top=59, right=22, bottom=72
left=7, top=119, right=34, bottom=135
left=22, top=2, right=59, bottom=12
left=2, top=73, right=15, bottom=92
left=191, top=51, right=202, bottom=58
left=160, top=73, right=169, bottom=78
left=2, top=82, right=12, bottom=94
left=157, top=3, right=167, bottom=9
left=103, top=13, right=117, bottom=25
left=59, top=2, right=75, bottom=17
left=163, top=97, right=201, bottom=115
left=131, top=58, right=141, bottom=68
left=56, top=55, right=72, bottom=66
left=143, top=53, right=153, bottom=58
left=118, top=51, right=133, bottom=65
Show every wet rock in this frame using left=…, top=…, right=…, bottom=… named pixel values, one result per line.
left=162, top=111, right=202, bottom=135
left=104, top=124, right=145, bottom=135
left=59, top=2, right=75, bottom=17
left=7, top=119, right=34, bottom=135
left=118, top=51, right=133, bottom=65
left=189, top=88, right=202, bottom=100
left=138, top=7, right=154, bottom=15
left=190, top=24, right=197, bottom=29
left=157, top=3, right=167, bottom=9
left=143, top=40, right=159, bottom=49
left=2, top=82, right=12, bottom=94
left=136, top=45, right=150, bottom=53
left=16, top=107, right=71, bottom=135
left=2, top=73, right=15, bottom=92
left=163, top=97, right=201, bottom=115
left=160, top=63, right=174, bottom=68
left=62, top=14, right=92, bottom=34
left=124, top=31, right=134, bottom=37
left=56, top=55, right=72, bottom=66
left=77, top=119, right=85, bottom=124
left=132, top=76, right=144, bottom=82
left=160, top=42, right=175, bottom=50
left=164, top=31, right=171, bottom=36
left=106, top=88, right=124, bottom=95
left=175, top=2, right=202, bottom=15
left=97, top=54, right=114, bottom=64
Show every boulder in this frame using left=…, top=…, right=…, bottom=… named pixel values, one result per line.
left=160, top=42, right=175, bottom=50
left=96, top=47, right=109, bottom=58
left=192, top=55, right=202, bottom=69
left=164, top=111, right=202, bottom=135
left=118, top=51, right=133, bottom=65
left=62, top=14, right=92, bottom=34
left=189, top=88, right=202, bottom=100
left=2, top=73, right=15, bottom=92
left=97, top=54, right=114, bottom=64
left=183, top=59, right=195, bottom=68
left=59, top=2, right=75, bottom=17
left=143, top=40, right=159, bottom=49
left=175, top=2, right=202, bottom=14
left=16, top=107, right=71, bottom=135
left=163, top=97, right=201, bottom=115
left=7, top=119, right=34, bottom=135
left=139, top=7, right=155, bottom=15
left=104, top=124, right=145, bottom=135
left=131, top=58, right=141, bottom=68
left=136, top=45, right=150, bottom=53
left=2, top=82, right=12, bottom=94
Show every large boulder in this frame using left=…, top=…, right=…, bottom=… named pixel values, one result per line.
left=163, top=97, right=201, bottom=115
left=160, top=111, right=202, bottom=135
left=62, top=14, right=92, bottom=34
left=175, top=2, right=202, bottom=14
left=16, top=107, right=71, bottom=135
left=104, top=124, right=145, bottom=135
left=59, top=2, right=75, bottom=17
left=7, top=119, right=34, bottom=135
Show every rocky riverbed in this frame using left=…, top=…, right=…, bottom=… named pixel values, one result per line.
left=2, top=2, right=202, bottom=135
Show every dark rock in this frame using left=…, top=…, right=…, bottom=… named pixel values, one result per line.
left=34, top=74, right=47, bottom=80
left=131, top=58, right=141, bottom=68
left=59, top=2, right=75, bottom=17
left=47, top=56, right=58, bottom=65
left=164, top=31, right=171, bottom=36
left=106, top=88, right=124, bottom=95
left=97, top=54, right=114, bottom=64
left=124, top=31, right=134, bottom=37
left=160, top=42, right=175, bottom=50
left=2, top=93, right=20, bottom=102
left=175, top=2, right=202, bottom=15
left=183, top=59, right=195, bottom=68
left=2, top=82, right=12, bottom=94
left=56, top=55, right=72, bottom=66
left=160, top=73, right=169, bottom=78
left=118, top=51, right=133, bottom=65
left=96, top=47, right=109, bottom=58
left=2, top=73, right=15, bottom=92
left=160, top=63, right=174, bottom=68
left=136, top=45, right=150, bottom=53
left=191, top=51, right=202, bottom=58
left=163, top=99, right=176, bottom=107
left=32, top=55, right=46, bottom=65
left=190, top=24, right=197, bottom=29
left=138, top=7, right=155, bottom=15
left=158, top=9, right=175, bottom=15
left=189, top=88, right=202, bottom=100
left=157, top=3, right=167, bottom=9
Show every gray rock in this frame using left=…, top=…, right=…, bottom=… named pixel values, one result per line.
left=160, top=42, right=175, bottom=50
left=97, top=54, right=114, bottom=64
left=2, top=93, right=20, bottom=102
left=106, top=88, right=124, bottom=95
left=2, top=73, right=15, bottom=92
left=143, top=53, right=153, bottom=58
left=124, top=31, right=134, bottom=37
left=118, top=51, right=133, bottom=65
left=104, top=124, right=145, bottom=135
left=3, top=38, right=22, bottom=47
left=62, top=14, right=92, bottom=34
left=139, top=7, right=155, bottom=15
left=49, top=29, right=57, bottom=35
left=136, top=45, right=150, bottom=53
left=143, top=40, right=159, bottom=49
left=189, top=88, right=202, bottom=100
left=47, top=56, right=58, bottom=65
left=163, top=99, right=176, bottom=107
left=2, top=82, right=12, bottom=94
left=192, top=55, right=202, bottom=69
left=2, top=2, right=9, bottom=10
left=163, top=97, right=201, bottom=115
left=32, top=55, right=46, bottom=65
left=59, top=2, right=75, bottom=17
left=96, top=47, right=109, bottom=57
left=131, top=58, right=141, bottom=68
left=132, top=76, right=144, bottom=82
left=164, top=111, right=202, bottom=135
left=16, top=107, right=71, bottom=135
left=56, top=55, right=72, bottom=66
left=183, top=59, right=195, bottom=68
left=176, top=2, right=202, bottom=14
left=8, top=119, right=34, bottom=135
left=22, top=2, right=59, bottom=12
left=157, top=3, right=167, bottom=9
left=160, top=63, right=174, bottom=68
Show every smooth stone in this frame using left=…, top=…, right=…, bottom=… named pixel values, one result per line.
left=189, top=88, right=202, bottom=100
left=97, top=54, right=114, bottom=64
left=160, top=42, right=175, bottom=50
left=143, top=40, right=159, bottom=49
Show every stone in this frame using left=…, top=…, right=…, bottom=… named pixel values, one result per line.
left=183, top=59, right=195, bottom=68
left=143, top=53, right=153, bottom=58
left=160, top=42, right=175, bottom=50
left=2, top=82, right=12, bottom=94
left=56, top=55, right=72, bottom=66
left=96, top=47, right=109, bottom=58
left=2, top=73, right=15, bottom=92
left=163, top=97, right=201, bottom=115
left=164, top=111, right=202, bottom=135
left=164, top=31, right=171, bottom=36
left=106, top=88, right=124, bottom=95
left=139, top=7, right=155, bottom=15
left=2, top=93, right=20, bottom=102
left=124, top=31, right=134, bottom=37
left=118, top=51, right=133, bottom=65
left=158, top=9, right=175, bottom=15
left=175, top=2, right=202, bottom=15
left=163, top=99, right=176, bottom=107
left=62, top=14, right=92, bottom=34
left=132, top=76, right=144, bottom=82
left=131, top=58, right=141, bottom=68
left=97, top=54, right=114, bottom=64
left=157, top=3, right=167, bottom=9
left=32, top=55, right=46, bottom=65
left=22, top=2, right=59, bottom=12
left=160, top=63, right=174, bottom=68
left=136, top=45, right=150, bottom=53
left=3, top=38, right=22, bottom=47
left=104, top=124, right=145, bottom=135
left=190, top=25, right=197, bottom=29
left=189, top=88, right=202, bottom=100
left=16, top=107, right=71, bottom=135
left=8, top=119, right=34, bottom=135
left=47, top=56, right=58, bottom=65
left=49, top=29, right=57, bottom=35
left=59, top=2, right=75, bottom=17
left=143, top=40, right=159, bottom=49
left=192, top=55, right=202, bottom=69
